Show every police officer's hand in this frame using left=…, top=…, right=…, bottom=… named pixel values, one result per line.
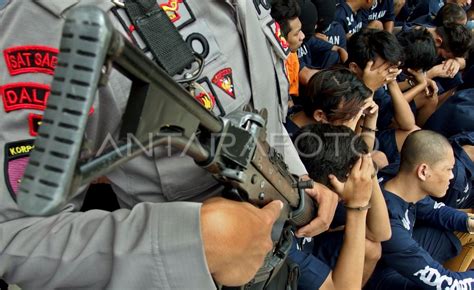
left=201, top=197, right=283, bottom=286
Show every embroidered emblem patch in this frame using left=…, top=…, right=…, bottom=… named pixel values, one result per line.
left=267, top=20, right=290, bottom=56
left=195, top=77, right=225, bottom=116
left=195, top=91, right=216, bottom=111
left=28, top=113, right=43, bottom=137
left=1, top=82, right=50, bottom=112
left=160, top=0, right=195, bottom=29
left=3, top=46, right=58, bottom=76
left=212, top=68, right=235, bottom=99
left=4, top=140, right=35, bottom=200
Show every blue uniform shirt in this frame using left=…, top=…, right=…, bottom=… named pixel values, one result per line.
left=378, top=132, right=474, bottom=210
left=424, top=89, right=474, bottom=138
left=408, top=0, right=444, bottom=22
left=444, top=132, right=474, bottom=208
left=371, top=190, right=473, bottom=290
left=297, top=36, right=340, bottom=70
left=335, top=1, right=363, bottom=35
left=323, top=21, right=347, bottom=49
left=361, top=0, right=395, bottom=25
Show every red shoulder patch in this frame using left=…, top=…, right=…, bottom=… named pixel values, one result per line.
left=28, top=113, right=43, bottom=137
left=212, top=68, right=235, bottom=99
left=160, top=0, right=195, bottom=29
left=3, top=46, right=58, bottom=76
left=1, top=82, right=50, bottom=112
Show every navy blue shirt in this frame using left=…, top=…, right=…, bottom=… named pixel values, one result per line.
left=323, top=21, right=347, bottom=49
left=361, top=0, right=395, bottom=25
left=378, top=132, right=474, bottom=210
left=335, top=1, right=364, bottom=35
left=297, top=36, right=340, bottom=70
left=424, top=89, right=474, bottom=138
left=443, top=132, right=474, bottom=209
left=375, top=190, right=473, bottom=290
left=408, top=0, right=444, bottom=22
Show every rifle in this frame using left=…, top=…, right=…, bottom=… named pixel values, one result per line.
left=17, top=5, right=316, bottom=288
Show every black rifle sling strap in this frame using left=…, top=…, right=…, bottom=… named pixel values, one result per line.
left=123, top=0, right=195, bottom=76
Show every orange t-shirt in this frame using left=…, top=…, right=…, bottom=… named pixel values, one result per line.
left=285, top=52, right=300, bottom=96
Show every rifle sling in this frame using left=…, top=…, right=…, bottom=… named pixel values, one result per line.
left=123, top=0, right=195, bottom=76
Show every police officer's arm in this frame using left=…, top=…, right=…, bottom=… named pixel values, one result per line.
left=202, top=198, right=283, bottom=286
left=0, top=196, right=282, bottom=288
left=382, top=221, right=474, bottom=289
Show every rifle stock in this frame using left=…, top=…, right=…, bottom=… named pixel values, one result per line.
left=17, top=6, right=316, bottom=228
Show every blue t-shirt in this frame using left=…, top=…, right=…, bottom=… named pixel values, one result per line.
left=370, top=190, right=473, bottom=290
left=297, top=36, right=339, bottom=70
left=335, top=1, right=364, bottom=35
left=378, top=132, right=474, bottom=210
left=424, top=89, right=474, bottom=138
left=288, top=236, right=331, bottom=289
left=361, top=0, right=395, bottom=25
left=408, top=0, right=444, bottom=22
left=323, top=21, right=347, bottom=49
left=442, top=132, right=474, bottom=209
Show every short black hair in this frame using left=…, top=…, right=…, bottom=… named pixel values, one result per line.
left=271, top=0, right=301, bottom=36
left=297, top=0, right=318, bottom=40
left=434, top=3, right=467, bottom=26
left=303, top=66, right=372, bottom=123
left=293, top=123, right=369, bottom=185
left=312, top=0, right=336, bottom=33
left=399, top=130, right=452, bottom=172
left=436, top=23, right=473, bottom=57
left=397, top=28, right=437, bottom=71
left=347, top=28, right=404, bottom=69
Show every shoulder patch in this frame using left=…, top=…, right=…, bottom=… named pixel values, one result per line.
left=1, top=82, right=50, bottom=112
left=159, top=0, right=195, bottom=29
left=3, top=46, right=58, bottom=76
left=4, top=139, right=35, bottom=200
left=28, top=113, right=43, bottom=137
left=193, top=77, right=225, bottom=116
left=267, top=20, right=290, bottom=56
left=212, top=68, right=235, bottom=99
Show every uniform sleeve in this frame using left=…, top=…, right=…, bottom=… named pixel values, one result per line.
left=360, top=8, right=370, bottom=26
left=0, top=202, right=215, bottom=289
left=334, top=7, right=349, bottom=33
left=382, top=219, right=474, bottom=289
left=381, top=0, right=396, bottom=22
left=416, top=197, right=469, bottom=232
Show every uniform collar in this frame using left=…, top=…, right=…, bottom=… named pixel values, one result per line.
left=33, top=0, right=79, bottom=17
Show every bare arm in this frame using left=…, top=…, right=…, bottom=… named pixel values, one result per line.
left=387, top=80, right=416, bottom=131
left=383, top=21, right=394, bottom=33
left=365, top=177, right=391, bottom=242
left=332, top=45, right=348, bottom=63
left=321, top=155, right=373, bottom=290
left=299, top=66, right=319, bottom=86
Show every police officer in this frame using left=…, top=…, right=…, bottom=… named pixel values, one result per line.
left=0, top=0, right=337, bottom=288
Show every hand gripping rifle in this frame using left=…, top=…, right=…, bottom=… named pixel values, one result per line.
left=17, top=6, right=316, bottom=288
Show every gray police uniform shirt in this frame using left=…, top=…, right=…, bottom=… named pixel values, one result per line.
left=0, top=0, right=306, bottom=289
